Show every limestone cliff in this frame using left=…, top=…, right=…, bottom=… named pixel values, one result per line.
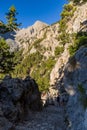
left=0, top=1, right=87, bottom=129
left=50, top=2, right=87, bottom=86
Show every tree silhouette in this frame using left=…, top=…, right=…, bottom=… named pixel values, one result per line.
left=0, top=38, right=14, bottom=73
left=6, top=5, right=21, bottom=31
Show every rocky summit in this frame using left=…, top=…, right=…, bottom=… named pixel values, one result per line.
left=0, top=1, right=87, bottom=130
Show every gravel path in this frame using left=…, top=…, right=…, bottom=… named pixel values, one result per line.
left=15, top=105, right=67, bottom=130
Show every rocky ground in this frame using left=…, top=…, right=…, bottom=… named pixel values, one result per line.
left=0, top=75, right=42, bottom=130
left=15, top=105, right=67, bottom=130
left=0, top=75, right=67, bottom=130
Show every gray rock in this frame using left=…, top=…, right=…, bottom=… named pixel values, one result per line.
left=0, top=75, right=42, bottom=126
left=0, top=117, right=14, bottom=130
left=62, top=47, right=87, bottom=130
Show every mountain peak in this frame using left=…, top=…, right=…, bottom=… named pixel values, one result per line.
left=34, top=20, right=48, bottom=26
left=32, top=20, right=48, bottom=30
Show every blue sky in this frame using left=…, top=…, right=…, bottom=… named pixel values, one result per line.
left=0, top=0, right=67, bottom=28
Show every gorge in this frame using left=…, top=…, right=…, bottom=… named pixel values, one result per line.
left=0, top=1, right=87, bottom=130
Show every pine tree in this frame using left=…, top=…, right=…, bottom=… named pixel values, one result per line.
left=0, top=38, right=14, bottom=73
left=6, top=5, right=21, bottom=31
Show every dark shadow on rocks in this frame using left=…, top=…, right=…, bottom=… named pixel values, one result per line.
left=55, top=46, right=87, bottom=129
left=0, top=31, right=16, bottom=40
left=0, top=75, right=42, bottom=129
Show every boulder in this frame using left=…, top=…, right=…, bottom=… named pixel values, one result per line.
left=0, top=76, right=42, bottom=124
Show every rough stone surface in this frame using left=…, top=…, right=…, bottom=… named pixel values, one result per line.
left=67, top=3, right=87, bottom=33
left=0, top=75, right=42, bottom=129
left=50, top=44, right=70, bottom=86
left=15, top=105, right=67, bottom=130
left=15, top=21, right=59, bottom=57
left=0, top=2, right=87, bottom=130
left=59, top=47, right=87, bottom=130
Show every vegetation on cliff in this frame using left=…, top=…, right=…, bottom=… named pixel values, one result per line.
left=0, top=38, right=14, bottom=74
left=0, top=1, right=87, bottom=93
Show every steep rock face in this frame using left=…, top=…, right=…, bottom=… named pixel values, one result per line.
left=49, top=2, right=87, bottom=130
left=50, top=44, right=70, bottom=86
left=50, top=2, right=87, bottom=86
left=0, top=20, right=60, bottom=91
left=61, top=47, right=87, bottom=130
left=15, top=21, right=59, bottom=56
left=0, top=20, right=59, bottom=58
left=67, top=2, right=87, bottom=33
left=15, top=21, right=48, bottom=50
left=0, top=75, right=42, bottom=129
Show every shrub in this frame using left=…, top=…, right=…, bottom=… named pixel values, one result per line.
left=69, top=35, right=87, bottom=56
left=58, top=3, right=76, bottom=46
left=55, top=46, right=64, bottom=56
left=61, top=4, right=76, bottom=20
left=70, top=0, right=87, bottom=4
left=12, top=52, right=56, bottom=92
left=34, top=38, right=44, bottom=49
left=59, top=19, right=67, bottom=32
left=78, top=84, right=86, bottom=94
left=63, top=4, right=74, bottom=12
left=68, top=44, right=78, bottom=56
left=78, top=84, right=87, bottom=109
left=31, top=57, right=56, bottom=91
left=0, top=38, right=14, bottom=73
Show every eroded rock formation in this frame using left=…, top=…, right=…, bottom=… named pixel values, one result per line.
left=0, top=75, right=42, bottom=129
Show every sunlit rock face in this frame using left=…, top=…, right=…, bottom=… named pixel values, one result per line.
left=66, top=2, right=87, bottom=33
left=15, top=21, right=48, bottom=50
left=16, top=20, right=48, bottom=40
left=0, top=2, right=87, bottom=129
left=61, top=47, right=87, bottom=130
left=50, top=2, right=87, bottom=86
left=15, top=20, right=59, bottom=55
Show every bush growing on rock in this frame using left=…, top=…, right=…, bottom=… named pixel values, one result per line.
left=55, top=46, right=64, bottom=56
left=69, top=0, right=87, bottom=4
left=0, top=38, right=14, bottom=74
left=69, top=33, right=87, bottom=56
left=78, top=84, right=87, bottom=109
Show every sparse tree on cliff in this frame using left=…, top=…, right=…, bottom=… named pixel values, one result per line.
left=0, top=38, right=14, bottom=73
left=69, top=0, right=87, bottom=4
left=6, top=5, right=21, bottom=31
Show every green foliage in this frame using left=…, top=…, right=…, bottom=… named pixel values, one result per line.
left=13, top=49, right=23, bottom=65
left=63, top=4, right=74, bottom=11
left=59, top=19, right=67, bottom=32
left=31, top=57, right=56, bottom=91
left=6, top=5, right=21, bottom=31
left=78, top=84, right=87, bottom=109
left=81, top=97, right=87, bottom=109
left=59, top=33, right=70, bottom=45
left=55, top=46, right=64, bottom=56
left=58, top=3, right=76, bottom=46
left=12, top=52, right=56, bottom=92
left=69, top=0, right=87, bottom=4
left=0, top=21, right=9, bottom=33
left=69, top=33, right=87, bottom=56
left=0, top=38, right=14, bottom=73
left=12, top=51, right=43, bottom=77
left=78, top=84, right=86, bottom=94
left=61, top=4, right=76, bottom=20
left=34, top=39, right=42, bottom=47
left=34, top=38, right=44, bottom=49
